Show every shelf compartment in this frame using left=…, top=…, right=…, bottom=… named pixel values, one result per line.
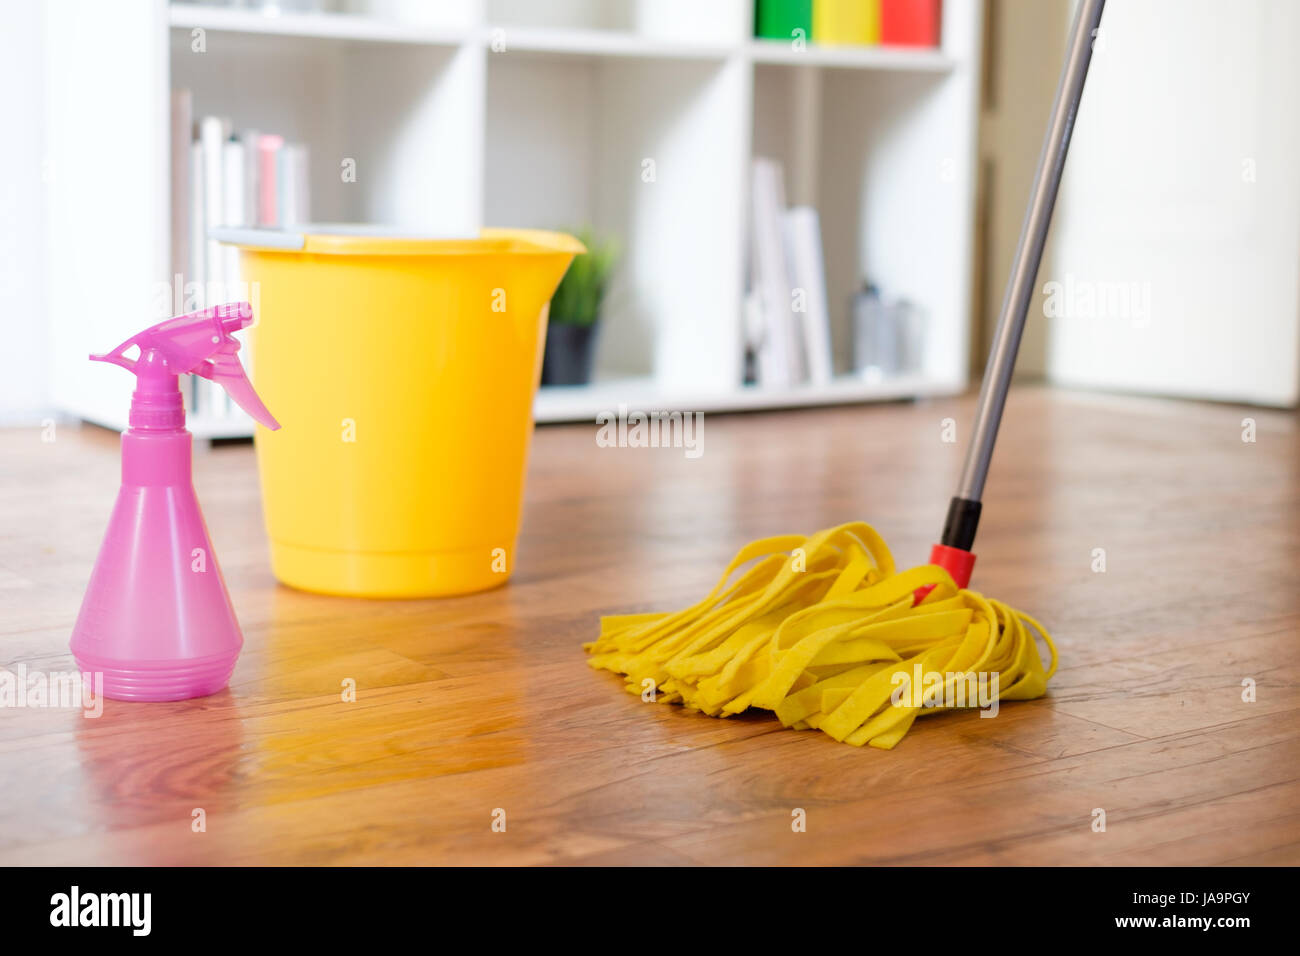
left=487, top=26, right=733, bottom=61
left=751, top=58, right=975, bottom=385
left=748, top=39, right=956, bottom=72
left=486, top=0, right=746, bottom=45
left=169, top=3, right=469, bottom=47
left=170, top=28, right=481, bottom=232
left=485, top=52, right=747, bottom=392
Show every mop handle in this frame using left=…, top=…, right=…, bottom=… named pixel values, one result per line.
left=941, top=0, right=1106, bottom=552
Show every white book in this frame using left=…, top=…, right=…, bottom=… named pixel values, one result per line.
left=198, top=116, right=226, bottom=298
left=222, top=135, right=256, bottom=416
left=278, top=143, right=310, bottom=226
left=188, top=139, right=205, bottom=294
left=240, top=128, right=260, bottom=228
left=750, top=157, right=803, bottom=388
left=188, top=139, right=205, bottom=413
left=784, top=206, right=834, bottom=386
left=221, top=135, right=250, bottom=419
left=198, top=116, right=227, bottom=418
left=221, top=136, right=245, bottom=288
left=169, top=89, right=191, bottom=304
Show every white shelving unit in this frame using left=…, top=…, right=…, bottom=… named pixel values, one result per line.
left=45, top=0, right=982, bottom=434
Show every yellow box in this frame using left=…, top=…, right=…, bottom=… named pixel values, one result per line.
left=813, top=0, right=881, bottom=45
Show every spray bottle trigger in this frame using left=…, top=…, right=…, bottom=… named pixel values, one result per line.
left=195, top=352, right=281, bottom=431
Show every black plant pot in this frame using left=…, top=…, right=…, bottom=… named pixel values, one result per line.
left=541, top=321, right=598, bottom=386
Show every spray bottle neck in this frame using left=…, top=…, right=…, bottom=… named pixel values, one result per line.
left=127, top=348, right=187, bottom=432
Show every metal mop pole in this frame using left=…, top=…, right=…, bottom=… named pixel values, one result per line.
left=938, top=0, right=1107, bottom=564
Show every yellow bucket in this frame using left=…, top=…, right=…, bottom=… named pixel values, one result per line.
left=217, top=227, right=583, bottom=598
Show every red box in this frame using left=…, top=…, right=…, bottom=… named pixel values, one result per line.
left=880, top=0, right=941, bottom=47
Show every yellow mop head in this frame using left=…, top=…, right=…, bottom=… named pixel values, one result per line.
left=585, top=522, right=1056, bottom=749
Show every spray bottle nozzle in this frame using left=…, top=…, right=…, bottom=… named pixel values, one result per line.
left=218, top=301, right=253, bottom=334
left=91, top=302, right=280, bottom=431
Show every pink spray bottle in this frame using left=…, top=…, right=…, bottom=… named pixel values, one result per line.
left=71, top=302, right=279, bottom=701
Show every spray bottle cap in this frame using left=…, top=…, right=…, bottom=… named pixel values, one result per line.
left=91, top=302, right=279, bottom=430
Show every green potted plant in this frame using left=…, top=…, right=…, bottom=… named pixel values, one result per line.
left=541, top=228, right=618, bottom=386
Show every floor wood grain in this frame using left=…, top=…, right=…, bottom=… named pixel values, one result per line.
left=1, top=386, right=1296, bottom=865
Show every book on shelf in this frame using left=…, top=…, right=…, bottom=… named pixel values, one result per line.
left=754, top=1, right=942, bottom=49
left=197, top=115, right=229, bottom=418
left=171, top=95, right=310, bottom=424
left=880, top=0, right=942, bottom=47
left=168, top=89, right=191, bottom=330
left=747, top=156, right=834, bottom=390
left=784, top=205, right=834, bottom=386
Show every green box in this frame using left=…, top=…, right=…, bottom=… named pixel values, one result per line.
left=755, top=0, right=813, bottom=40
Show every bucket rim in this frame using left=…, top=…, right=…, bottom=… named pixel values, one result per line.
left=210, top=225, right=586, bottom=257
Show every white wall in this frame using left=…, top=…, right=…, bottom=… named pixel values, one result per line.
left=1046, top=0, right=1300, bottom=407
left=0, top=0, right=50, bottom=425
left=977, top=0, right=1069, bottom=379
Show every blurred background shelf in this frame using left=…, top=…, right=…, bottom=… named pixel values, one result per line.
left=535, top=372, right=958, bottom=423
left=11, top=0, right=1298, bottom=433
left=493, top=26, right=734, bottom=60
left=46, top=0, right=982, bottom=438
left=169, top=3, right=962, bottom=64
left=747, top=38, right=956, bottom=71
left=169, top=2, right=470, bottom=46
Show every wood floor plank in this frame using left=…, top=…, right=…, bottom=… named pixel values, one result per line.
left=1, top=386, right=1296, bottom=864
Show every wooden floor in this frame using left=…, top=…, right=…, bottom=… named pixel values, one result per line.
left=1, top=386, right=1297, bottom=865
